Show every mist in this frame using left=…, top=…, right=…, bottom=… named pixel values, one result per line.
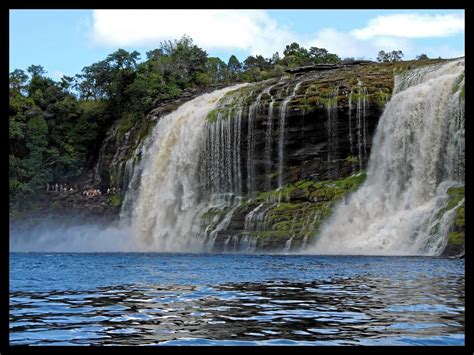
left=9, top=216, right=139, bottom=252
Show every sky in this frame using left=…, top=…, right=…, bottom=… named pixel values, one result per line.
left=9, top=9, right=465, bottom=81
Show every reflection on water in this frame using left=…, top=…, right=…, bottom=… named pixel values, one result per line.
left=10, top=266, right=464, bottom=345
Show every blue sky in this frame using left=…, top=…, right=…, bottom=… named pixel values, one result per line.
left=10, top=10, right=464, bottom=81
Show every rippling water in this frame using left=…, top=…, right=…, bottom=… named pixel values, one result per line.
left=10, top=253, right=464, bottom=345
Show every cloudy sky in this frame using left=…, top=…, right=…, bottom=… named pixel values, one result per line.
left=10, top=9, right=464, bottom=80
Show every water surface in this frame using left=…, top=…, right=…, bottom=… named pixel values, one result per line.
left=10, top=253, right=464, bottom=345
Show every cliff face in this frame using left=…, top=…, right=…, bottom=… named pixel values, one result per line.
left=84, top=59, right=464, bottom=255
left=190, top=62, right=393, bottom=251
left=91, top=61, right=412, bottom=192
left=86, top=84, right=231, bottom=192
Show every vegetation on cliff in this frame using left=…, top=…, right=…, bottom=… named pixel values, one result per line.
left=8, top=37, right=343, bottom=212
left=8, top=32, right=444, bottom=215
left=202, top=171, right=367, bottom=251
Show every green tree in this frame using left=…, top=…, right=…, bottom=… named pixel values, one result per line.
left=271, top=52, right=281, bottom=65
left=377, top=50, right=404, bottom=62
left=25, top=113, right=51, bottom=190
left=390, top=50, right=404, bottom=62
left=206, top=57, right=229, bottom=84
left=227, top=55, right=242, bottom=73
left=27, top=64, right=46, bottom=77
left=9, top=69, right=29, bottom=93
left=376, top=50, right=389, bottom=62
left=309, top=47, right=341, bottom=64
left=416, top=54, right=429, bottom=60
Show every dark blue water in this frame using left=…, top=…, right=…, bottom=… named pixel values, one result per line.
left=10, top=253, right=464, bottom=345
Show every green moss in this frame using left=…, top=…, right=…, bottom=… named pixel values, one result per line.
left=109, top=194, right=122, bottom=207
left=452, top=73, right=465, bottom=95
left=446, top=186, right=464, bottom=210
left=348, top=89, right=368, bottom=102
left=202, top=207, right=229, bottom=220
left=430, top=185, right=464, bottom=247
left=448, top=231, right=464, bottom=245
left=273, top=221, right=294, bottom=232
left=136, top=119, right=153, bottom=146
left=455, top=205, right=464, bottom=228
left=345, top=155, right=358, bottom=163
left=245, top=230, right=289, bottom=239
left=241, top=172, right=368, bottom=244
left=116, top=114, right=134, bottom=138
left=207, top=108, right=219, bottom=123
left=371, top=90, right=391, bottom=108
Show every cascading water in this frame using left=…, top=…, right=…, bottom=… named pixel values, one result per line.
left=263, top=82, right=281, bottom=190
left=278, top=80, right=305, bottom=189
left=124, top=84, right=247, bottom=252
left=308, top=59, right=465, bottom=256
left=326, top=85, right=339, bottom=169
left=351, top=82, right=369, bottom=170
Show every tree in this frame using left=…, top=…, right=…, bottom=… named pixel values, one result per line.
left=416, top=54, right=429, bottom=60
left=390, top=50, right=404, bottom=62
left=271, top=52, right=281, bottom=65
left=308, top=47, right=341, bottom=64
left=227, top=55, right=242, bottom=73
left=151, top=35, right=208, bottom=88
left=377, top=50, right=390, bottom=62
left=206, top=57, right=229, bottom=84
left=9, top=69, right=29, bottom=93
left=27, top=65, right=46, bottom=77
left=377, top=50, right=404, bottom=62
left=107, top=49, right=140, bottom=70
left=243, top=55, right=271, bottom=71
left=282, top=42, right=311, bottom=66
left=24, top=113, right=52, bottom=191
left=283, top=42, right=305, bottom=57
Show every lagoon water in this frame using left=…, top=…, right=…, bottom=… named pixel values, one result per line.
left=9, top=253, right=464, bottom=345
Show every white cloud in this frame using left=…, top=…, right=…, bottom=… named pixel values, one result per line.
left=89, top=10, right=464, bottom=61
left=306, top=12, right=464, bottom=60
left=306, top=28, right=413, bottom=60
left=90, top=10, right=295, bottom=57
left=352, top=13, right=464, bottom=39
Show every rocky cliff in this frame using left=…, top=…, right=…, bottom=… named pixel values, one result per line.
left=22, top=59, right=463, bottom=256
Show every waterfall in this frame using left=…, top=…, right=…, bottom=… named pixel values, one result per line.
left=351, top=82, right=368, bottom=170
left=326, top=85, right=339, bottom=167
left=124, top=84, right=247, bottom=252
left=308, top=59, right=465, bottom=256
left=278, top=80, right=305, bottom=189
left=348, top=90, right=355, bottom=172
left=263, top=82, right=281, bottom=190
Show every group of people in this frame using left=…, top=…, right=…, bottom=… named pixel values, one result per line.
left=46, top=183, right=73, bottom=192
left=46, top=180, right=122, bottom=201
left=106, top=186, right=119, bottom=194
left=82, top=186, right=121, bottom=199
left=82, top=188, right=102, bottom=198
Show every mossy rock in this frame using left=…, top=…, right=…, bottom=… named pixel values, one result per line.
left=211, top=171, right=369, bottom=248
left=434, top=185, right=465, bottom=256
left=448, top=231, right=464, bottom=245
left=108, top=194, right=122, bottom=207
left=116, top=114, right=135, bottom=138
